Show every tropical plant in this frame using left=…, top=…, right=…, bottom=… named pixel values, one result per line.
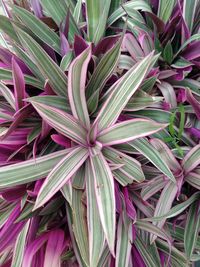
left=0, top=0, right=200, bottom=266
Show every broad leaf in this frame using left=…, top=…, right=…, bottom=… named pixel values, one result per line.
left=157, top=0, right=175, bottom=23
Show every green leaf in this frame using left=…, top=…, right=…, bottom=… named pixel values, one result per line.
left=34, top=147, right=88, bottom=209
left=125, top=90, right=163, bottom=111
left=97, top=119, right=167, bottom=146
left=0, top=82, right=15, bottom=110
left=72, top=189, right=89, bottom=266
left=143, top=192, right=200, bottom=222
left=13, top=6, right=61, bottom=54
left=29, top=101, right=87, bottom=145
left=11, top=220, right=30, bottom=267
left=0, top=15, right=20, bottom=42
left=150, top=181, right=177, bottom=242
left=158, top=0, right=175, bottom=23
left=130, top=138, right=175, bottom=182
left=60, top=51, right=73, bottom=71
left=16, top=27, right=68, bottom=96
left=156, top=239, right=187, bottom=266
left=171, top=78, right=200, bottom=96
left=184, top=201, right=200, bottom=259
left=85, top=160, right=105, bottom=267
left=89, top=152, right=115, bottom=254
left=40, top=0, right=79, bottom=42
left=27, top=95, right=71, bottom=113
left=94, top=53, right=156, bottom=130
left=174, top=34, right=200, bottom=58
left=108, top=0, right=152, bottom=26
left=73, top=0, right=82, bottom=24
left=116, top=215, right=132, bottom=267
left=0, top=68, right=43, bottom=89
left=103, top=147, right=145, bottom=185
left=183, top=0, right=198, bottom=32
left=0, top=149, right=70, bottom=188
left=68, top=46, right=91, bottom=128
left=133, top=236, right=160, bottom=267
left=86, top=0, right=111, bottom=44
left=182, top=144, right=200, bottom=174
left=163, top=41, right=173, bottom=64
left=87, top=40, right=121, bottom=113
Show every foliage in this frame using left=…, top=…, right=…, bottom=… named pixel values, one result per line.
left=0, top=0, right=200, bottom=266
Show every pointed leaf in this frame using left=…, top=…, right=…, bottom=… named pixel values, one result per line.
left=97, top=118, right=167, bottom=146
left=89, top=152, right=115, bottom=254
left=184, top=200, right=200, bottom=260
left=11, top=220, right=30, bottom=267
left=30, top=101, right=87, bottom=145
left=0, top=82, right=15, bottom=110
left=103, top=147, right=145, bottom=184
left=94, top=53, right=155, bottom=131
left=68, top=46, right=91, bottom=128
left=0, top=149, right=70, bottom=188
left=16, top=27, right=68, bottom=96
left=13, top=6, right=61, bottom=54
left=182, top=144, right=200, bottom=174
left=34, top=147, right=88, bottom=209
left=85, top=160, right=105, bottom=267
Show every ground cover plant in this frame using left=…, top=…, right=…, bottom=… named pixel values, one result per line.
left=0, top=0, right=200, bottom=266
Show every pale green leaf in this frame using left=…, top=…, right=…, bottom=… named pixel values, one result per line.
left=34, top=146, right=88, bottom=209
left=13, top=6, right=61, bottom=54
left=85, top=160, right=105, bottom=267
left=16, top=27, right=68, bottom=96
left=0, top=149, right=70, bottom=188
left=90, top=152, right=115, bottom=254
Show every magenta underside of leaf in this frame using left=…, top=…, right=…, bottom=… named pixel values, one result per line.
left=0, top=1, right=200, bottom=266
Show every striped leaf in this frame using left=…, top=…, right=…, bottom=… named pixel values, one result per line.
left=0, top=68, right=43, bottom=89
left=34, top=146, right=88, bottom=209
left=0, top=149, right=70, bottom=188
left=89, top=152, right=116, bottom=254
left=29, top=101, right=87, bottom=145
left=93, top=53, right=155, bottom=131
left=182, top=144, right=200, bottom=174
left=71, top=189, right=89, bottom=266
left=0, top=82, right=15, bottom=110
left=130, top=138, right=176, bottom=182
left=97, top=119, right=167, bottom=146
left=103, top=147, right=145, bottom=185
left=87, top=40, right=121, bottom=113
left=40, top=0, right=79, bottom=42
left=13, top=6, right=61, bottom=54
left=85, top=160, right=105, bottom=267
left=185, top=168, right=200, bottom=190
left=16, top=27, right=68, bottom=96
left=86, top=0, right=111, bottom=44
left=184, top=201, right=200, bottom=259
left=108, top=0, right=152, bottom=26
left=158, top=0, right=175, bottom=23
left=183, top=0, right=198, bottom=32
left=151, top=181, right=177, bottom=236
left=116, top=215, right=132, bottom=267
left=133, top=236, right=160, bottom=267
left=68, top=46, right=91, bottom=128
left=11, top=220, right=30, bottom=267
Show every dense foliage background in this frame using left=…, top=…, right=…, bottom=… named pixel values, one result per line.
left=0, top=0, right=200, bottom=266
